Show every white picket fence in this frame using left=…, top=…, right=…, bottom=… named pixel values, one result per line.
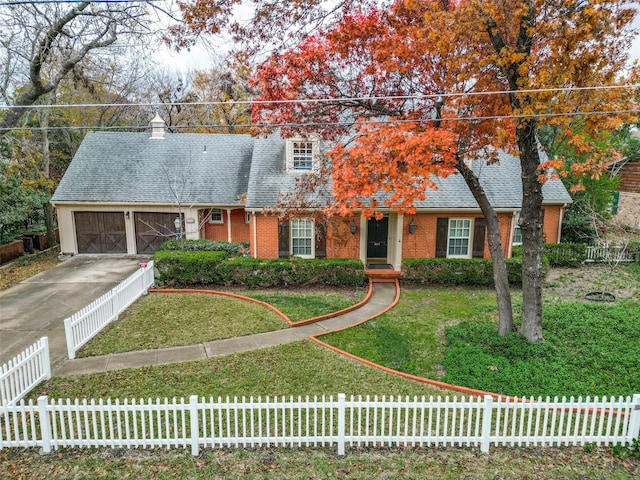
left=1, top=394, right=638, bottom=455
left=64, top=261, right=155, bottom=359
left=0, top=338, right=51, bottom=407
left=586, top=245, right=639, bottom=263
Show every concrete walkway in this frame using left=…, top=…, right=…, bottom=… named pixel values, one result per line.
left=0, top=255, right=148, bottom=369
left=53, top=282, right=398, bottom=377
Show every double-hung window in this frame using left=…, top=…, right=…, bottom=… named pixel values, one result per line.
left=286, top=138, right=318, bottom=173
left=513, top=213, right=522, bottom=245
left=209, top=208, right=223, bottom=224
left=291, top=218, right=313, bottom=257
left=447, top=218, right=472, bottom=258
left=292, top=142, right=314, bottom=171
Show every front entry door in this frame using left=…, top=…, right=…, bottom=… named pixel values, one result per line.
left=367, top=217, right=389, bottom=260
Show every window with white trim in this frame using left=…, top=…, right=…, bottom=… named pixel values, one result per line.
left=513, top=213, right=522, bottom=245
left=209, top=208, right=223, bottom=224
left=291, top=218, right=314, bottom=257
left=286, top=138, right=318, bottom=173
left=447, top=218, right=472, bottom=258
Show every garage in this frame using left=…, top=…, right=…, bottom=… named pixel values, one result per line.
left=74, top=212, right=127, bottom=254
left=135, top=212, right=181, bottom=254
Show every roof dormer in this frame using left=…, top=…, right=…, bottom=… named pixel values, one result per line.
left=285, top=136, right=320, bottom=173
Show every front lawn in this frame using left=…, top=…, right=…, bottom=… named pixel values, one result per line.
left=36, top=341, right=448, bottom=399
left=78, top=293, right=288, bottom=357
left=321, top=285, right=640, bottom=398
left=235, top=287, right=367, bottom=322
left=443, top=300, right=640, bottom=397
left=320, top=287, right=499, bottom=379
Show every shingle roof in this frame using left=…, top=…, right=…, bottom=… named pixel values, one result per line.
left=53, top=130, right=572, bottom=209
left=52, top=131, right=253, bottom=205
left=246, top=139, right=572, bottom=209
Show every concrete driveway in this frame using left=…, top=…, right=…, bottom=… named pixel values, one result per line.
left=0, top=255, right=148, bottom=369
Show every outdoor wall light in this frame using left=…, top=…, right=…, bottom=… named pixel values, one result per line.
left=174, top=216, right=181, bottom=232
left=349, top=219, right=357, bottom=235
left=408, top=219, right=417, bottom=234
left=125, top=211, right=130, bottom=220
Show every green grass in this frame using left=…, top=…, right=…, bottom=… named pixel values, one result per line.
left=36, top=341, right=448, bottom=399
left=239, top=287, right=367, bottom=322
left=320, top=287, right=499, bottom=379
left=78, top=293, right=288, bottom=357
left=2, top=445, right=638, bottom=479
left=443, top=300, right=640, bottom=397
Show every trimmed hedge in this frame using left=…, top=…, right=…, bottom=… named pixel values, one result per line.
left=512, top=243, right=588, bottom=267
left=154, top=250, right=229, bottom=286
left=402, top=258, right=524, bottom=286
left=153, top=251, right=366, bottom=288
left=160, top=239, right=249, bottom=255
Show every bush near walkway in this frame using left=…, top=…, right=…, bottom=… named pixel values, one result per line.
left=154, top=250, right=366, bottom=288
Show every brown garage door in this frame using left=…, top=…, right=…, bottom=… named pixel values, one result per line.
left=135, top=212, right=181, bottom=254
left=75, top=212, right=127, bottom=254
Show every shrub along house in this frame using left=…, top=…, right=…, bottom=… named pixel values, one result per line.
left=52, top=116, right=572, bottom=269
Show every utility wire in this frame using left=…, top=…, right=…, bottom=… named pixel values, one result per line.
left=0, top=84, right=638, bottom=111
left=2, top=108, right=639, bottom=132
left=0, top=0, right=163, bottom=4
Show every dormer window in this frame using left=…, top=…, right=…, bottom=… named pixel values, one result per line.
left=286, top=138, right=318, bottom=173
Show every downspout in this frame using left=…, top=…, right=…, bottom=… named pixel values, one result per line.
left=507, top=211, right=517, bottom=259
left=252, top=212, right=258, bottom=258
left=227, top=209, right=232, bottom=242
left=557, top=204, right=566, bottom=243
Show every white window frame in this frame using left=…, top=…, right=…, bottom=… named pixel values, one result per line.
left=286, top=137, right=318, bottom=173
left=447, top=218, right=472, bottom=258
left=209, top=208, right=223, bottom=224
left=513, top=213, right=522, bottom=246
left=290, top=218, right=314, bottom=258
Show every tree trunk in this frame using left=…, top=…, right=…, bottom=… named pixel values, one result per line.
left=517, top=120, right=545, bottom=342
left=44, top=203, right=56, bottom=247
left=457, top=159, right=514, bottom=335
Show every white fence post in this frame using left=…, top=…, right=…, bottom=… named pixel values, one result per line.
left=190, top=395, right=200, bottom=456
left=64, top=318, right=76, bottom=359
left=481, top=395, right=494, bottom=453
left=40, top=337, right=51, bottom=381
left=337, top=393, right=346, bottom=455
left=629, top=394, right=640, bottom=443
left=38, top=395, right=51, bottom=453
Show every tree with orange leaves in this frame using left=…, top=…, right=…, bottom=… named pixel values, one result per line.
left=175, top=0, right=638, bottom=341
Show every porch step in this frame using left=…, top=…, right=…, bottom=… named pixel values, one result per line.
left=366, top=266, right=402, bottom=283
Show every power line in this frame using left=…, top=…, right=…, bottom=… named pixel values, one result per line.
left=0, top=84, right=638, bottom=111
left=0, top=0, right=163, bottom=4
left=2, top=108, right=639, bottom=132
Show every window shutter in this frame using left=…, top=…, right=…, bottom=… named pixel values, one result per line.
left=435, top=218, right=448, bottom=258
left=315, top=222, right=327, bottom=259
left=278, top=220, right=290, bottom=258
left=472, top=218, right=486, bottom=258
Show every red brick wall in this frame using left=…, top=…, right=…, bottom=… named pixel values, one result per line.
left=252, top=208, right=565, bottom=260
left=402, top=212, right=517, bottom=259
left=202, top=209, right=250, bottom=243
left=542, top=206, right=563, bottom=244
left=326, top=217, right=360, bottom=258
left=254, top=215, right=280, bottom=258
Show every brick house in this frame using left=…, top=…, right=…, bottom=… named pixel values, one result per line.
left=52, top=116, right=572, bottom=269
